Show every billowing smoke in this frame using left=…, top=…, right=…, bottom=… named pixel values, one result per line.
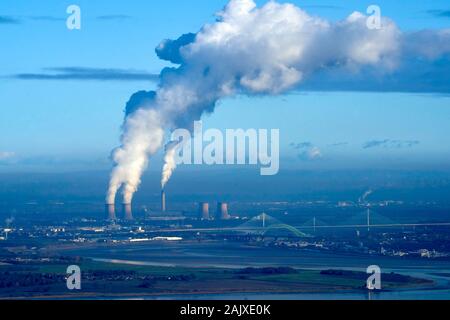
left=161, top=141, right=180, bottom=189
left=107, top=0, right=450, bottom=205
left=107, top=109, right=164, bottom=204
left=359, top=190, right=373, bottom=204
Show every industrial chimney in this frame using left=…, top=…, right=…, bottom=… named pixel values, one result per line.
left=199, top=202, right=210, bottom=220
left=122, top=203, right=133, bottom=220
left=161, top=190, right=166, bottom=213
left=105, top=204, right=116, bottom=221
left=217, top=202, right=230, bottom=220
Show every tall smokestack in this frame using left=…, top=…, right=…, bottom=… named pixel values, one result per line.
left=161, top=190, right=166, bottom=213
left=217, top=202, right=230, bottom=220
left=122, top=203, right=133, bottom=220
left=199, top=202, right=210, bottom=220
left=105, top=204, right=116, bottom=221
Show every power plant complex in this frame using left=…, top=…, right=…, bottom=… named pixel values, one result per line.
left=198, top=202, right=231, bottom=220
left=106, top=203, right=133, bottom=221
left=106, top=189, right=232, bottom=221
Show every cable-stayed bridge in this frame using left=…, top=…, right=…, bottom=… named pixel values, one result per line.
left=300, top=217, right=327, bottom=233
left=234, top=213, right=309, bottom=237
left=342, top=208, right=396, bottom=231
left=141, top=209, right=450, bottom=235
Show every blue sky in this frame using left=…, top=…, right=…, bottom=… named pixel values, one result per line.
left=0, top=0, right=449, bottom=171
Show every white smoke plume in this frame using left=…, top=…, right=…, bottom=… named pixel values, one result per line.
left=107, top=0, right=450, bottom=205
left=107, top=108, right=164, bottom=204
left=359, top=190, right=374, bottom=204
left=161, top=141, right=181, bottom=189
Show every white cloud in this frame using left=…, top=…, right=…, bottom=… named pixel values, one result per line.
left=291, top=142, right=322, bottom=160
left=0, top=151, right=15, bottom=161
left=308, top=146, right=323, bottom=160
left=181, top=0, right=401, bottom=95
left=0, top=151, right=16, bottom=160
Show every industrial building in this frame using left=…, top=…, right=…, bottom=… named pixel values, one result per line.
left=217, top=202, right=231, bottom=220
left=106, top=188, right=232, bottom=222
left=199, top=202, right=210, bottom=220
left=105, top=204, right=116, bottom=221
left=122, top=203, right=133, bottom=220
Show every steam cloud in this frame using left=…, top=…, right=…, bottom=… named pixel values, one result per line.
left=161, top=141, right=180, bottom=189
left=107, top=0, right=450, bottom=205
left=359, top=190, right=373, bottom=204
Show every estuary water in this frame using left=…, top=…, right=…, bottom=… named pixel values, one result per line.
left=61, top=241, right=450, bottom=300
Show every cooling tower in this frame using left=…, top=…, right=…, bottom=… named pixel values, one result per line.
left=161, top=190, right=166, bottom=213
left=122, top=203, right=133, bottom=220
left=199, top=202, right=210, bottom=220
left=217, top=202, right=230, bottom=220
left=105, top=204, right=116, bottom=221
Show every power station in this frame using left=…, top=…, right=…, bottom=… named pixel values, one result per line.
left=122, top=203, right=133, bottom=221
left=217, top=202, right=231, bottom=220
left=106, top=189, right=232, bottom=221
left=105, top=204, right=116, bottom=221
left=199, top=202, right=210, bottom=220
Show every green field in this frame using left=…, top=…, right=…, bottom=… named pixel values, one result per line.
left=0, top=257, right=434, bottom=299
